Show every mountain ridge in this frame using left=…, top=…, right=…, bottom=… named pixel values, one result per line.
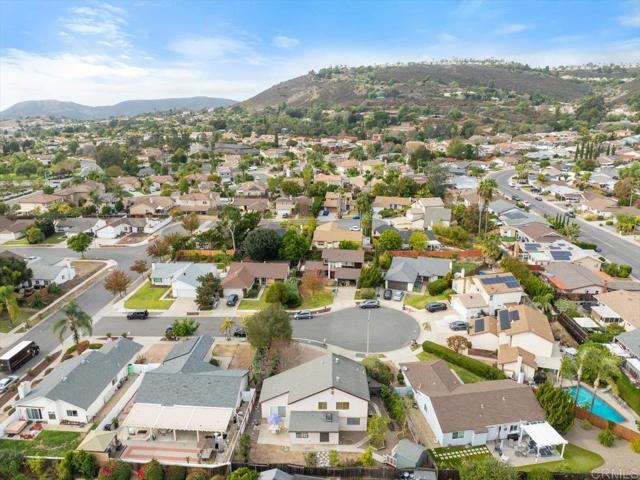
left=0, top=96, right=238, bottom=120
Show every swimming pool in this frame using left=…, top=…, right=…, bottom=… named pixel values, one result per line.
left=565, top=386, right=625, bottom=423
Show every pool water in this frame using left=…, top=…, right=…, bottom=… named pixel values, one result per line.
left=565, top=386, right=625, bottom=423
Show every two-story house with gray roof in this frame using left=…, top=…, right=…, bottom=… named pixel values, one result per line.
left=259, top=353, right=370, bottom=445
left=15, top=338, right=142, bottom=425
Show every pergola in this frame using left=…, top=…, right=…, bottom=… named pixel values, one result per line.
left=519, top=422, right=568, bottom=458
left=122, top=403, right=234, bottom=442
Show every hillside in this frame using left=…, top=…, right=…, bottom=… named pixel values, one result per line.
left=0, top=96, right=237, bottom=120
left=242, top=63, right=593, bottom=109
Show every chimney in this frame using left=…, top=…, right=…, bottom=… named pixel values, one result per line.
left=18, top=381, right=31, bottom=399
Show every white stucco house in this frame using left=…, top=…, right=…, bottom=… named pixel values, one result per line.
left=150, top=262, right=219, bottom=299
left=451, top=272, right=524, bottom=319
left=15, top=338, right=142, bottom=426
left=259, top=354, right=370, bottom=445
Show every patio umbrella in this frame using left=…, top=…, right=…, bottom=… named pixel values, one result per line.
left=267, top=414, right=281, bottom=426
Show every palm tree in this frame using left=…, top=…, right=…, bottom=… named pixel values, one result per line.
left=558, top=356, right=576, bottom=387
left=219, top=317, right=235, bottom=340
left=533, top=292, right=555, bottom=315
left=0, top=286, right=19, bottom=327
left=570, top=345, right=600, bottom=407
left=52, top=301, right=93, bottom=350
left=589, top=355, right=620, bottom=411
left=481, top=233, right=502, bottom=266
left=477, top=178, right=497, bottom=237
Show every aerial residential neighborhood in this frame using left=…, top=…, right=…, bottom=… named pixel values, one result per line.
left=1, top=1, right=640, bottom=479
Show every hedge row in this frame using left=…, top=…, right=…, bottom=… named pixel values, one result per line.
left=617, top=372, right=640, bottom=416
left=422, top=341, right=506, bottom=380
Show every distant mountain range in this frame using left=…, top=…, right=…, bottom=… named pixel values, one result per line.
left=0, top=96, right=237, bottom=120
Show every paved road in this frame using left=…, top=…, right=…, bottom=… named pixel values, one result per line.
left=492, top=169, right=640, bottom=274
left=0, top=223, right=186, bottom=373
left=95, top=306, right=420, bottom=353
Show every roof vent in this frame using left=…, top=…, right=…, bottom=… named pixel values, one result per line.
left=62, top=376, right=68, bottom=382
left=335, top=357, right=339, bottom=363
left=480, top=403, right=484, bottom=409
left=336, top=376, right=340, bottom=383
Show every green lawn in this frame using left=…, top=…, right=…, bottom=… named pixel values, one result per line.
left=517, top=444, right=604, bottom=473
left=0, top=308, right=36, bottom=333
left=300, top=289, right=334, bottom=309
left=124, top=280, right=174, bottom=310
left=238, top=291, right=270, bottom=310
left=429, top=445, right=491, bottom=469
left=417, top=351, right=484, bottom=383
left=3, top=232, right=67, bottom=246
left=0, top=430, right=81, bottom=457
left=404, top=293, right=446, bottom=310
left=452, top=261, right=481, bottom=275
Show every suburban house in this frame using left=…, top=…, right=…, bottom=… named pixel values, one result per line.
left=615, top=329, right=640, bottom=378
left=95, top=217, right=147, bottom=239
left=123, top=336, right=250, bottom=449
left=496, top=345, right=539, bottom=383
left=405, top=197, right=452, bottom=228
left=312, top=222, right=363, bottom=249
left=372, top=196, right=412, bottom=214
left=221, top=261, right=290, bottom=298
left=18, top=193, right=62, bottom=213
left=384, top=257, right=452, bottom=292
left=232, top=197, right=270, bottom=213
left=259, top=353, right=369, bottom=445
left=323, top=192, right=352, bottom=217
left=451, top=273, right=524, bottom=319
left=305, top=249, right=364, bottom=285
left=175, top=192, right=219, bottom=213
left=114, top=176, right=141, bottom=192
left=26, top=257, right=76, bottom=287
left=55, top=218, right=106, bottom=237
left=592, top=290, right=640, bottom=330
left=150, top=262, right=219, bottom=299
left=542, top=263, right=605, bottom=297
left=0, top=217, right=35, bottom=242
left=512, top=223, right=564, bottom=244
left=401, top=360, right=546, bottom=447
left=517, top=239, right=601, bottom=269
left=55, top=181, right=105, bottom=206
left=499, top=210, right=545, bottom=237
left=236, top=181, right=268, bottom=197
left=15, top=338, right=142, bottom=425
left=129, top=196, right=176, bottom=216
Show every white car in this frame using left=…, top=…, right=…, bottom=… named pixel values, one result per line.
left=0, top=376, right=18, bottom=393
left=349, top=226, right=361, bottom=232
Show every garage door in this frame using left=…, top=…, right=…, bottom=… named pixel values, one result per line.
left=387, top=281, right=408, bottom=291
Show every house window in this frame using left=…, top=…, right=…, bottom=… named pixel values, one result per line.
left=295, top=432, right=308, bottom=439
left=452, top=431, right=465, bottom=439
left=347, top=417, right=360, bottom=425
left=509, top=425, right=519, bottom=432
left=319, top=432, right=330, bottom=442
left=270, top=406, right=286, bottom=417
left=26, top=408, right=42, bottom=420
left=48, top=412, right=56, bottom=420
left=66, top=410, right=78, bottom=417
left=336, top=402, right=349, bottom=410
left=318, top=402, right=327, bottom=410
left=153, top=278, right=162, bottom=283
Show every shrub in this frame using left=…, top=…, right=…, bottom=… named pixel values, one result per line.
left=185, top=472, right=208, bottom=480
left=56, top=452, right=73, bottom=480
left=631, top=438, right=640, bottom=454
left=170, top=318, right=199, bottom=337
left=617, top=372, right=640, bottom=416
left=580, top=418, right=593, bottom=430
left=536, top=383, right=575, bottom=435
left=72, top=450, right=98, bottom=479
left=0, top=449, right=25, bottom=478
left=227, top=467, right=258, bottom=480
left=304, top=451, right=318, bottom=467
left=360, top=447, right=375, bottom=467
left=427, top=277, right=450, bottom=296
left=98, top=460, right=131, bottom=480
left=164, top=465, right=186, bottom=480
left=525, top=468, right=553, bottom=480
left=360, top=287, right=376, bottom=299
left=138, top=459, right=164, bottom=480
left=422, top=341, right=507, bottom=380
left=328, top=449, right=340, bottom=467
left=27, top=457, right=47, bottom=480
left=598, top=428, right=615, bottom=447
left=237, top=432, right=251, bottom=462
left=362, top=357, right=394, bottom=385
left=381, top=385, right=406, bottom=425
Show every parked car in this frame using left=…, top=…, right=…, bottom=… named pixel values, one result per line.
left=534, top=196, right=543, bottom=201
left=321, top=209, right=330, bottom=216
left=359, top=299, right=380, bottom=309
left=282, top=212, right=289, bottom=218
left=449, top=320, right=468, bottom=331
left=566, top=211, right=576, bottom=218
left=353, top=215, right=360, bottom=220
left=511, top=194, right=521, bottom=201
left=426, top=302, right=447, bottom=313
left=126, top=310, right=148, bottom=320
left=392, top=290, right=404, bottom=301
left=226, top=294, right=239, bottom=306
left=0, top=376, right=18, bottom=393
left=383, top=289, right=393, bottom=300
left=293, top=310, right=313, bottom=320
left=233, top=328, right=247, bottom=338
left=349, top=226, right=361, bottom=232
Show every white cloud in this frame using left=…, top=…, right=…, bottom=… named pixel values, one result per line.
left=272, top=35, right=299, bottom=49
left=494, top=23, right=529, bottom=35
left=59, top=2, right=131, bottom=49
left=619, top=1, right=640, bottom=26
left=438, top=33, right=457, bottom=42
left=167, top=35, right=266, bottom=65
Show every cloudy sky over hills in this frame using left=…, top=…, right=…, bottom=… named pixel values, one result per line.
left=1, top=0, right=639, bottom=109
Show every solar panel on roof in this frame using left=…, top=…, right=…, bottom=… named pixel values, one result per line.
left=550, top=251, right=572, bottom=261
left=510, top=310, right=520, bottom=321
left=498, top=310, right=512, bottom=330
left=475, top=318, right=485, bottom=332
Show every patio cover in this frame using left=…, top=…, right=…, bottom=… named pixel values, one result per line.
left=521, top=422, right=567, bottom=457
left=122, top=403, right=234, bottom=432
left=77, top=430, right=117, bottom=452
left=627, top=358, right=640, bottom=377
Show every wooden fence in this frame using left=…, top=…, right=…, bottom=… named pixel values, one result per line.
left=388, top=249, right=483, bottom=259
left=552, top=312, right=588, bottom=344
left=575, top=406, right=640, bottom=442
left=230, top=462, right=409, bottom=479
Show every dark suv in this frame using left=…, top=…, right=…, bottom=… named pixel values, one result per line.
left=226, top=294, right=239, bottom=306
left=426, top=302, right=447, bottom=313
left=127, top=310, right=148, bottom=320
left=233, top=328, right=247, bottom=338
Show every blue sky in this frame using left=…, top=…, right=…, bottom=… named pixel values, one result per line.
left=1, top=0, right=639, bottom=109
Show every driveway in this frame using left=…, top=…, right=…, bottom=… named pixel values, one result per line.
left=94, top=306, right=420, bottom=354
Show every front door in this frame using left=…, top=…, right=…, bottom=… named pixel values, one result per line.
left=319, top=432, right=329, bottom=443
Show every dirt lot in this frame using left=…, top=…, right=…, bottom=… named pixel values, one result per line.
left=213, top=343, right=256, bottom=370
left=117, top=233, right=149, bottom=245
left=71, top=260, right=104, bottom=278
left=550, top=320, right=579, bottom=348
left=142, top=343, right=175, bottom=363
left=249, top=443, right=362, bottom=465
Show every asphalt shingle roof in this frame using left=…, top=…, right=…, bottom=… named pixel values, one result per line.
left=384, top=257, right=452, bottom=284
